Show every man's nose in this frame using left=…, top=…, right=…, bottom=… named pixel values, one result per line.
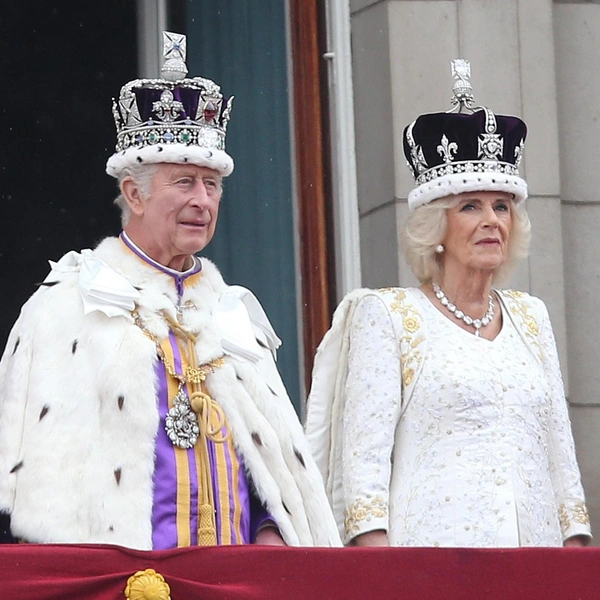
left=189, top=180, right=210, bottom=207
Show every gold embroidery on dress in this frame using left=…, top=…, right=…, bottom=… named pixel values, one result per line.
left=344, top=496, right=388, bottom=536
left=559, top=503, right=569, bottom=533
left=574, top=501, right=590, bottom=524
left=504, top=290, right=539, bottom=336
left=502, top=290, right=541, bottom=361
left=559, top=501, right=590, bottom=533
left=378, top=288, right=426, bottom=388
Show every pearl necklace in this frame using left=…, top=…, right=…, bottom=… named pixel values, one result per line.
left=432, top=282, right=494, bottom=337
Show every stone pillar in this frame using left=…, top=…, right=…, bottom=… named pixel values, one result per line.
left=351, top=1, right=399, bottom=287
left=555, top=0, right=600, bottom=543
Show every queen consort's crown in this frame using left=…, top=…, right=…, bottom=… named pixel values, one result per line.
left=402, top=59, right=528, bottom=210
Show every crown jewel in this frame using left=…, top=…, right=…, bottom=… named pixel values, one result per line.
left=162, top=31, right=188, bottom=81
left=108, top=32, right=233, bottom=172
left=402, top=59, right=528, bottom=210
left=450, top=59, right=475, bottom=111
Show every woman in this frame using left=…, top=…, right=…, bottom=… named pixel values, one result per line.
left=305, top=64, right=591, bottom=548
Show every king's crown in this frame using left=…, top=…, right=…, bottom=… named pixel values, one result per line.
left=110, top=32, right=233, bottom=155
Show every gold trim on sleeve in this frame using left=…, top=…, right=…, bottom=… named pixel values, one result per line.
left=344, top=496, right=388, bottom=537
left=559, top=501, right=590, bottom=533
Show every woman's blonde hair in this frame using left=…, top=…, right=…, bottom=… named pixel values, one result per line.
left=404, top=194, right=531, bottom=284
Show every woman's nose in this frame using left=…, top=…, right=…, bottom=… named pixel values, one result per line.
left=482, top=204, right=499, bottom=225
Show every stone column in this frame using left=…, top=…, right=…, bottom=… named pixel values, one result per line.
left=555, top=0, right=600, bottom=543
left=351, top=1, right=399, bottom=287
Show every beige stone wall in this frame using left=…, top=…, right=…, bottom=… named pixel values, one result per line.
left=555, top=0, right=600, bottom=545
left=350, top=0, right=600, bottom=541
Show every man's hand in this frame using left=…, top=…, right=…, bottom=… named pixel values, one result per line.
left=254, top=526, right=287, bottom=546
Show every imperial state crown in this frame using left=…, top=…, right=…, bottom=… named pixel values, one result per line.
left=106, top=32, right=234, bottom=179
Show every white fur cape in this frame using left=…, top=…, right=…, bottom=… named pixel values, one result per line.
left=0, top=237, right=341, bottom=549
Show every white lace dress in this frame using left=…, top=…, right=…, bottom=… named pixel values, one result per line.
left=341, top=289, right=590, bottom=547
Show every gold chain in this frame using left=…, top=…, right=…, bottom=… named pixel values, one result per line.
left=132, top=309, right=224, bottom=385
left=132, top=307, right=225, bottom=546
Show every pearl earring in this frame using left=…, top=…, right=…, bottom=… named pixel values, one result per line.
left=435, top=244, right=444, bottom=254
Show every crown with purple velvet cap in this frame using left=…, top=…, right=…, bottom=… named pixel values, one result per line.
left=106, top=31, right=234, bottom=179
left=403, top=59, right=528, bottom=211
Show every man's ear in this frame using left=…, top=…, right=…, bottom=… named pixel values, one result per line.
left=120, top=177, right=145, bottom=217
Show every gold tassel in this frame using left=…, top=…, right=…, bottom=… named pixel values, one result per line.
left=198, top=503, right=217, bottom=546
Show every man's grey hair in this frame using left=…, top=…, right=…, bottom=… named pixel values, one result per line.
left=113, top=164, right=159, bottom=227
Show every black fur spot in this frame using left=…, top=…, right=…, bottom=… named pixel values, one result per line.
left=118, top=396, right=125, bottom=411
left=10, top=461, right=24, bottom=474
left=114, top=468, right=122, bottom=485
left=252, top=432, right=263, bottom=447
left=136, top=156, right=143, bottom=163
left=71, top=340, right=78, bottom=354
left=236, top=374, right=244, bottom=381
left=157, top=146, right=163, bottom=152
left=12, top=338, right=19, bottom=355
left=267, top=384, right=278, bottom=396
left=282, top=501, right=291, bottom=516
left=36, top=281, right=59, bottom=287
left=108, top=525, right=114, bottom=532
left=39, top=406, right=50, bottom=421
left=256, top=338, right=268, bottom=349
left=294, top=448, right=306, bottom=468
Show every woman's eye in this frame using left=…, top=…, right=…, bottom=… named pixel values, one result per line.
left=460, top=203, right=476, bottom=211
left=495, top=203, right=509, bottom=212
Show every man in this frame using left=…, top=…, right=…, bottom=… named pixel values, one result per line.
left=0, top=32, right=340, bottom=549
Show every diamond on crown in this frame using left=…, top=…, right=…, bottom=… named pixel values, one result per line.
left=152, top=90, right=184, bottom=123
left=111, top=77, right=233, bottom=153
left=110, top=32, right=234, bottom=155
left=162, top=31, right=188, bottom=81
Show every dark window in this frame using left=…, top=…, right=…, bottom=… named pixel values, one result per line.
left=0, top=1, right=137, bottom=348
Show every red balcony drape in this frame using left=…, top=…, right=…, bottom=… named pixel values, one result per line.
left=1, top=543, right=599, bottom=599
